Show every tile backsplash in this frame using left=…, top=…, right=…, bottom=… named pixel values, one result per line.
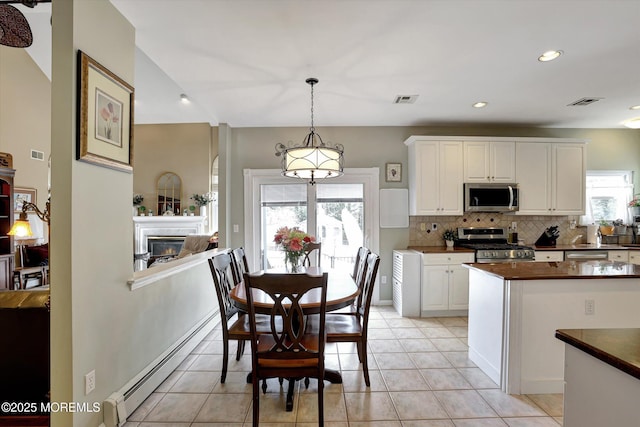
left=409, top=213, right=633, bottom=247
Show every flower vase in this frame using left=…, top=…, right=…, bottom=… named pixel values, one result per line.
left=446, top=240, right=454, bottom=248
left=199, top=206, right=207, bottom=217
left=285, top=251, right=303, bottom=273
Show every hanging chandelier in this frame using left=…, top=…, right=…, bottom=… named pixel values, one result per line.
left=275, top=78, right=344, bottom=185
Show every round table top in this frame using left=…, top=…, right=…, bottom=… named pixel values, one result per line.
left=230, top=267, right=360, bottom=314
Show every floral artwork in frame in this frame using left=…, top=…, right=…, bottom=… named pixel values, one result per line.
left=386, top=163, right=402, bottom=182
left=77, top=50, right=134, bottom=173
left=14, top=187, right=37, bottom=212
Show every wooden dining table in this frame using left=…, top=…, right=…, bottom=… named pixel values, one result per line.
left=230, top=266, right=360, bottom=410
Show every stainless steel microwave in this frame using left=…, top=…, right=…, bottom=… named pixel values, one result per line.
left=464, top=183, right=519, bottom=212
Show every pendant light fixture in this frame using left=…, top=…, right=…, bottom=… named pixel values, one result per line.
left=275, top=78, right=344, bottom=185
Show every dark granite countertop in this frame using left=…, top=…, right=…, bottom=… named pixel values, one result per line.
left=407, top=246, right=475, bottom=254
left=535, top=244, right=634, bottom=251
left=463, top=260, right=640, bottom=280
left=555, top=328, right=640, bottom=381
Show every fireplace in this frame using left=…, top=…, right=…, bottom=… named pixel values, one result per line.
left=148, top=236, right=186, bottom=257
left=133, top=216, right=206, bottom=271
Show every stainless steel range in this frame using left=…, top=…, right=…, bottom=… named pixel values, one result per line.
left=456, top=227, right=535, bottom=263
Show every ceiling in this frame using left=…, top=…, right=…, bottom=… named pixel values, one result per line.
left=17, top=0, right=640, bottom=128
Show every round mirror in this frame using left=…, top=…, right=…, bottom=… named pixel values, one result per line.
left=157, top=172, right=182, bottom=215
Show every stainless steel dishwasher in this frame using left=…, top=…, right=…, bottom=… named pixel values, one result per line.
left=564, top=250, right=609, bottom=261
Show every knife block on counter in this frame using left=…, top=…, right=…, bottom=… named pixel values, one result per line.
left=535, top=231, right=557, bottom=247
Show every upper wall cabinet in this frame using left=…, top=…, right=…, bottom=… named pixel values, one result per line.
left=406, top=138, right=464, bottom=216
left=516, top=142, right=586, bottom=215
left=463, top=141, right=516, bottom=183
left=406, top=136, right=586, bottom=217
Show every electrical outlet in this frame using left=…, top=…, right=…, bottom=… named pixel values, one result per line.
left=233, top=224, right=239, bottom=233
left=511, top=221, right=517, bottom=231
left=381, top=275, right=387, bottom=284
left=85, top=370, right=96, bottom=395
left=585, top=299, right=595, bottom=315
left=431, top=223, right=438, bottom=231
left=420, top=223, right=426, bottom=231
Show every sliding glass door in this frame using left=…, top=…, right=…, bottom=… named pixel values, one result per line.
left=245, top=168, right=379, bottom=277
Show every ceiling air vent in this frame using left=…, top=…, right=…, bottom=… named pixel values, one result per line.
left=567, top=97, right=603, bottom=107
left=394, top=95, right=418, bottom=104
left=30, top=149, right=44, bottom=161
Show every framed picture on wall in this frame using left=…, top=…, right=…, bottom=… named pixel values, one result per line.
left=385, top=163, right=402, bottom=182
left=77, top=50, right=134, bottom=173
left=14, top=187, right=37, bottom=212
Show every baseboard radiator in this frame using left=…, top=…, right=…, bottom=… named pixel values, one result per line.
left=103, top=311, right=220, bottom=427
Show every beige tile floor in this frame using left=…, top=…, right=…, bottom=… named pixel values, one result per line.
left=124, top=306, right=564, bottom=426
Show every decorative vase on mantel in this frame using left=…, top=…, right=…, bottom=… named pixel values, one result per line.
left=199, top=206, right=207, bottom=217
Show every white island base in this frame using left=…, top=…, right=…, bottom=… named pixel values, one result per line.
left=467, top=268, right=640, bottom=394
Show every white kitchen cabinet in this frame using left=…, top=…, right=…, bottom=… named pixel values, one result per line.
left=629, top=252, right=640, bottom=265
left=406, top=139, right=464, bottom=215
left=516, top=142, right=586, bottom=215
left=422, top=266, right=450, bottom=311
left=535, top=251, right=564, bottom=262
left=608, top=250, right=629, bottom=262
left=421, top=252, right=475, bottom=315
left=464, top=141, right=516, bottom=183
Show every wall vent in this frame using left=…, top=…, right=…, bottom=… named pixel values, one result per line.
left=30, top=149, right=45, bottom=161
left=394, top=95, right=418, bottom=104
left=567, top=97, right=603, bottom=106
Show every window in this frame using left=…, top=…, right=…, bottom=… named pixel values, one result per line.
left=584, top=171, right=634, bottom=224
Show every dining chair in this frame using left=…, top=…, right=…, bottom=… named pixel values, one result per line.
left=243, top=271, right=328, bottom=426
left=313, top=252, right=380, bottom=386
left=352, top=246, right=370, bottom=282
left=230, top=246, right=250, bottom=285
left=208, top=253, right=277, bottom=383
left=302, top=242, right=322, bottom=267
left=351, top=246, right=371, bottom=308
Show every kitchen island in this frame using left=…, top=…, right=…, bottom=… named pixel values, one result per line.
left=555, top=328, right=640, bottom=427
left=464, top=260, right=640, bottom=394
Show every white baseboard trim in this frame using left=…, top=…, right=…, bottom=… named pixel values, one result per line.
left=103, top=311, right=219, bottom=427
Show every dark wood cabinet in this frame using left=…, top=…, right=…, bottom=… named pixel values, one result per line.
left=0, top=160, right=16, bottom=290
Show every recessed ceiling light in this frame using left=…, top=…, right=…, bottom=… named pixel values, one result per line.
left=622, top=117, right=640, bottom=129
left=180, top=93, right=190, bottom=104
left=630, top=105, right=640, bottom=110
left=472, top=102, right=488, bottom=108
left=538, top=50, right=563, bottom=62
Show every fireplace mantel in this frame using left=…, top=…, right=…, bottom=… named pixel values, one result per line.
left=133, top=216, right=207, bottom=271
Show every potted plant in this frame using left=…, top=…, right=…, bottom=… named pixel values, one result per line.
left=629, top=196, right=640, bottom=217
left=188, top=205, right=196, bottom=216
left=138, top=205, right=146, bottom=216
left=133, top=194, right=144, bottom=216
left=190, top=192, right=213, bottom=216
left=442, top=228, right=456, bottom=248
left=599, top=220, right=615, bottom=236
left=612, top=219, right=626, bottom=235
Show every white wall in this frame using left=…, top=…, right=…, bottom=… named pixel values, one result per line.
left=50, top=2, right=216, bottom=426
